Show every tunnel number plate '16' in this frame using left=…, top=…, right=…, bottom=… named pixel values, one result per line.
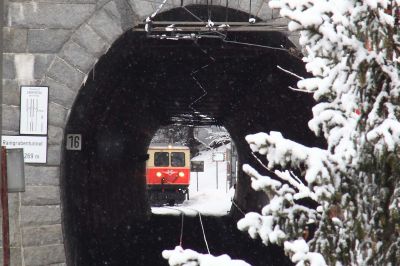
left=66, top=134, right=82, bottom=151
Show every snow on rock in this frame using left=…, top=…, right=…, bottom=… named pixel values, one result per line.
left=162, top=246, right=250, bottom=266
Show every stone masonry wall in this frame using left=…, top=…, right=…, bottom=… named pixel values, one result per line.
left=2, top=0, right=291, bottom=265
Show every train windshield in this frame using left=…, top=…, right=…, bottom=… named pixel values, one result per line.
left=171, top=152, right=185, bottom=167
left=154, top=152, right=169, bottom=166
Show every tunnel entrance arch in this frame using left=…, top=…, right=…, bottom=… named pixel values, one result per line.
left=61, top=5, right=319, bottom=265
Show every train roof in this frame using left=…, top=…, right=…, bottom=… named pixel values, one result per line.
left=148, top=143, right=189, bottom=150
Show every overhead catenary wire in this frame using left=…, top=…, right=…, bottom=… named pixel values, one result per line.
left=181, top=6, right=205, bottom=23
left=188, top=42, right=216, bottom=119
left=144, top=0, right=302, bottom=59
left=208, top=31, right=291, bottom=52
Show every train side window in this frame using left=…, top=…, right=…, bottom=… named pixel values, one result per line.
left=154, top=152, right=169, bottom=166
left=171, top=152, right=185, bottom=167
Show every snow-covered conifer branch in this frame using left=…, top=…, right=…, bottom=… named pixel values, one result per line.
left=162, top=246, right=250, bottom=266
left=237, top=0, right=400, bottom=265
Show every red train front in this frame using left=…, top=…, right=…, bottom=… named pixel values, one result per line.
left=146, top=144, right=191, bottom=206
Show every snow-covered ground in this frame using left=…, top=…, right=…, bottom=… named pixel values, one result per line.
left=151, top=145, right=234, bottom=216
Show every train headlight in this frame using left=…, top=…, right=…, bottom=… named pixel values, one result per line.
left=178, top=172, right=185, bottom=177
left=156, top=172, right=162, bottom=177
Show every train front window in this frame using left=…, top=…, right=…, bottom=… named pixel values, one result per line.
left=171, top=152, right=185, bottom=167
left=154, top=152, right=169, bottom=167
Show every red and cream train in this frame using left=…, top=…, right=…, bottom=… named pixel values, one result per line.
left=146, top=144, right=191, bottom=205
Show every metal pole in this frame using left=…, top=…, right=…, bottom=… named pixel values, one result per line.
left=1, top=147, right=10, bottom=266
left=226, top=162, right=228, bottom=193
left=216, top=161, right=218, bottom=190
left=196, top=172, right=199, bottom=192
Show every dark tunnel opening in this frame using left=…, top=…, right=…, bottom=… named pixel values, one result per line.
left=61, top=5, right=324, bottom=265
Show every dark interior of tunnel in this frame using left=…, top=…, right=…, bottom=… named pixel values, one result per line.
left=61, top=5, right=324, bottom=266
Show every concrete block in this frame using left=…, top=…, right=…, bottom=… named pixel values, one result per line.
left=23, top=245, right=65, bottom=266
left=27, top=29, right=71, bottom=54
left=22, top=225, right=63, bottom=247
left=45, top=77, right=77, bottom=109
left=48, top=102, right=68, bottom=128
left=3, top=27, right=27, bottom=53
left=60, top=40, right=97, bottom=73
left=8, top=2, right=96, bottom=29
left=2, top=79, right=20, bottom=106
left=25, top=166, right=60, bottom=186
left=20, top=205, right=61, bottom=227
left=128, top=0, right=157, bottom=20
left=256, top=2, right=274, bottom=20
left=48, top=125, right=64, bottom=145
left=0, top=248, right=23, bottom=266
left=22, top=186, right=60, bottom=206
left=3, top=0, right=9, bottom=26
left=103, top=0, right=121, bottom=20
left=104, top=0, right=135, bottom=31
left=11, top=248, right=23, bottom=266
left=34, top=54, right=55, bottom=79
left=87, top=8, right=123, bottom=44
left=47, top=144, right=62, bottom=166
left=3, top=53, right=16, bottom=79
left=287, top=32, right=300, bottom=48
left=2, top=104, right=20, bottom=132
left=72, top=24, right=109, bottom=57
left=238, top=0, right=263, bottom=16
left=97, top=0, right=111, bottom=9
left=47, top=57, right=85, bottom=91
left=1, top=130, right=18, bottom=136
left=223, top=0, right=240, bottom=10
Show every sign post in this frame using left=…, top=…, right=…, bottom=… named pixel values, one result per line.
left=212, top=152, right=225, bottom=190
left=191, top=161, right=204, bottom=192
left=216, top=161, right=219, bottom=189
left=1, top=147, right=10, bottom=266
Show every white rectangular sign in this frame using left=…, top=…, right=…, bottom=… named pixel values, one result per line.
left=212, top=152, right=225, bottom=162
left=20, top=86, right=49, bottom=135
left=1, top=136, right=47, bottom=163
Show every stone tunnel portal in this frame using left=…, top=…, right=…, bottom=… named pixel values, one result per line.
left=61, top=6, right=320, bottom=266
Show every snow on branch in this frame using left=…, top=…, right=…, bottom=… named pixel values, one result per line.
left=162, top=246, right=250, bottom=266
left=238, top=0, right=400, bottom=265
left=245, top=132, right=331, bottom=189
